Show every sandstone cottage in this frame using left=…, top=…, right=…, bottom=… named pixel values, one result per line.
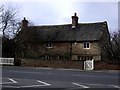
left=16, top=13, right=110, bottom=61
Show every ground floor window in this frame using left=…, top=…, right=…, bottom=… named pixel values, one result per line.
left=45, top=55, right=52, bottom=60
left=77, top=56, right=93, bottom=61
left=39, top=55, right=52, bottom=60
left=46, top=42, right=53, bottom=48
left=39, top=55, right=69, bottom=60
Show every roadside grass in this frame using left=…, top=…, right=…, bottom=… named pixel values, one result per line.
left=20, top=59, right=120, bottom=70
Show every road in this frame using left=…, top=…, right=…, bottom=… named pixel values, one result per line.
left=1, top=66, right=120, bottom=90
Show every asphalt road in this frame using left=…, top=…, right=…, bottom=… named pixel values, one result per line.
left=1, top=66, right=120, bottom=90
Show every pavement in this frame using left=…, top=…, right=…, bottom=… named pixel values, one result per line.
left=1, top=66, right=120, bottom=90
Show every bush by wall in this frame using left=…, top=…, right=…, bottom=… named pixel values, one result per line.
left=14, top=58, right=21, bottom=66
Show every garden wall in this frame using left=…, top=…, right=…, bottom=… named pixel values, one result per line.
left=20, top=59, right=120, bottom=70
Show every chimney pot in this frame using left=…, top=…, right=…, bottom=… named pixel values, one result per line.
left=24, top=17, right=26, bottom=20
left=74, top=13, right=77, bottom=16
left=22, top=17, right=28, bottom=29
left=71, top=13, right=79, bottom=28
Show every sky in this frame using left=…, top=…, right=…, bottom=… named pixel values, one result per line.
left=0, top=0, right=119, bottom=32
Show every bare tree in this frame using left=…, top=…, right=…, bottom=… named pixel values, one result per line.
left=103, top=30, right=120, bottom=62
left=0, top=5, right=4, bottom=34
left=111, top=30, right=120, bottom=61
left=0, top=5, right=20, bottom=38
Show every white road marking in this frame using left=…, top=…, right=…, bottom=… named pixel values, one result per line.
left=3, top=85, right=20, bottom=88
left=111, top=85, right=120, bottom=88
left=20, top=80, right=51, bottom=88
left=0, top=82, right=14, bottom=84
left=3, top=77, right=119, bottom=88
left=0, top=77, right=15, bottom=84
left=77, top=82, right=110, bottom=86
left=72, top=82, right=120, bottom=88
left=2, top=77, right=51, bottom=88
left=72, top=82, right=89, bottom=88
left=8, top=78, right=17, bottom=83
left=20, top=85, right=48, bottom=88
left=37, top=80, right=51, bottom=86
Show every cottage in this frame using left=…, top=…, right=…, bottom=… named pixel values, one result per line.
left=17, top=13, right=110, bottom=61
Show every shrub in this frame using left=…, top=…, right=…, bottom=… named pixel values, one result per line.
left=14, top=58, right=21, bottom=66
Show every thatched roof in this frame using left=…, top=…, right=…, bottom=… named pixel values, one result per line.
left=18, top=21, right=108, bottom=42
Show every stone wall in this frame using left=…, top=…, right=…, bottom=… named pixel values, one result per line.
left=72, top=42, right=101, bottom=61
left=25, top=41, right=102, bottom=61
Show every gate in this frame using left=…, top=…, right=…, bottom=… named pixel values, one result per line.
left=84, top=59, right=94, bottom=70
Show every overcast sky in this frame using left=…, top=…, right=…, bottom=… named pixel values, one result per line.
left=1, top=0, right=119, bottom=32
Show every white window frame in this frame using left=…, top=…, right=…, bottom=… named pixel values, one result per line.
left=83, top=42, right=90, bottom=49
left=77, top=56, right=93, bottom=60
left=45, top=55, right=51, bottom=60
left=46, top=42, right=53, bottom=48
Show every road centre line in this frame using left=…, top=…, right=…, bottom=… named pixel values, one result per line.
left=8, top=78, right=17, bottom=83
left=72, top=82, right=89, bottom=88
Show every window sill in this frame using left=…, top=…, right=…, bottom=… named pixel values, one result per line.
left=83, top=48, right=90, bottom=49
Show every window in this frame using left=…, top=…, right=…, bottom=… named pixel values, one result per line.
left=46, top=42, right=52, bottom=48
left=84, top=42, right=90, bottom=49
left=45, top=55, right=52, bottom=60
left=77, top=56, right=93, bottom=61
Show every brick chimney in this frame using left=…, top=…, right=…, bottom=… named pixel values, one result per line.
left=71, top=13, right=79, bottom=28
left=21, top=17, right=28, bottom=29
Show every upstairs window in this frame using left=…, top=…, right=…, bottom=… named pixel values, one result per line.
left=84, top=42, right=90, bottom=49
left=46, top=42, right=53, bottom=48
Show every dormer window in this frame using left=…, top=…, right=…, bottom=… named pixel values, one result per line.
left=46, top=42, right=53, bottom=48
left=83, top=42, right=90, bottom=49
